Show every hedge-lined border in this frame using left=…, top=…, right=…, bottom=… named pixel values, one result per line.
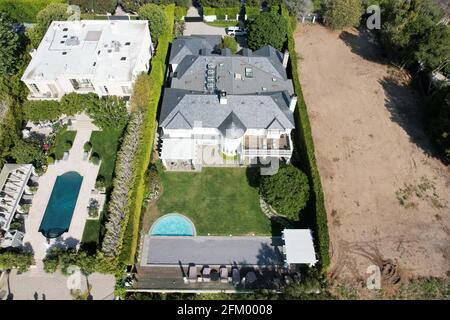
left=281, top=4, right=330, bottom=271
left=244, top=5, right=260, bottom=19
left=203, top=6, right=240, bottom=19
left=118, top=4, right=175, bottom=265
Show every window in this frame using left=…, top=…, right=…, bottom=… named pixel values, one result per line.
left=63, top=35, right=68, bottom=38
left=121, top=86, right=131, bottom=94
left=29, top=83, right=40, bottom=94
left=60, top=41, right=65, bottom=44
left=62, top=52, right=67, bottom=55
left=70, top=79, right=94, bottom=91
left=97, top=50, right=101, bottom=55
left=125, top=42, right=131, bottom=46
left=63, top=28, right=68, bottom=32
left=103, top=86, right=109, bottom=94
left=245, top=67, right=253, bottom=78
left=120, top=57, right=126, bottom=61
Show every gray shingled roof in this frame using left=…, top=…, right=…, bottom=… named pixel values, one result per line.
left=171, top=46, right=293, bottom=95
left=160, top=89, right=295, bottom=131
left=218, top=112, right=246, bottom=139
left=169, top=35, right=222, bottom=65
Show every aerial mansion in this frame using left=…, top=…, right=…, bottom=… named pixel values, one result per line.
left=21, top=20, right=153, bottom=100
left=159, top=35, right=297, bottom=170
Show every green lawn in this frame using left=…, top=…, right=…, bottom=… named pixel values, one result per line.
left=89, top=129, right=122, bottom=191
left=206, top=20, right=239, bottom=28
left=81, top=219, right=100, bottom=244
left=50, top=130, right=76, bottom=160
left=81, top=129, right=122, bottom=246
left=157, top=167, right=271, bottom=236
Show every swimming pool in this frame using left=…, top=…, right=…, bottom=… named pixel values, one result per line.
left=150, top=213, right=196, bottom=236
left=39, top=171, right=83, bottom=238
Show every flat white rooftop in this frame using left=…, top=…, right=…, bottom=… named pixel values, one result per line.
left=282, top=229, right=317, bottom=265
left=22, top=20, right=150, bottom=83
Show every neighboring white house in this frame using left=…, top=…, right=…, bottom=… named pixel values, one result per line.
left=159, top=36, right=297, bottom=170
left=21, top=20, right=153, bottom=100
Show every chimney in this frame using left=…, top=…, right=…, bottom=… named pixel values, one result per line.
left=289, top=95, right=297, bottom=112
left=219, top=91, right=227, bottom=105
left=282, top=49, right=290, bottom=68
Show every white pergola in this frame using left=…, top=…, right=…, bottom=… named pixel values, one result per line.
left=282, top=229, right=318, bottom=267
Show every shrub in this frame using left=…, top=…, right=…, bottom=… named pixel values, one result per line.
left=138, top=3, right=169, bottom=44
left=23, top=100, right=61, bottom=122
left=260, top=165, right=310, bottom=220
left=69, top=0, right=118, bottom=14
left=90, top=152, right=100, bottom=165
left=60, top=92, right=98, bottom=116
left=247, top=11, right=287, bottom=51
left=245, top=5, right=261, bottom=19
left=86, top=96, right=128, bottom=132
left=63, top=140, right=72, bottom=150
left=220, top=36, right=238, bottom=54
left=199, top=0, right=240, bottom=7
left=10, top=138, right=47, bottom=170
left=323, top=0, right=362, bottom=30
left=95, top=175, right=106, bottom=190
left=174, top=5, right=187, bottom=20
left=47, top=154, right=55, bottom=164
left=0, top=250, right=34, bottom=272
left=0, top=0, right=65, bottom=23
left=83, top=141, right=92, bottom=152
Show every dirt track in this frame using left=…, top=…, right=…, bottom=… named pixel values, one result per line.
left=295, top=25, right=450, bottom=284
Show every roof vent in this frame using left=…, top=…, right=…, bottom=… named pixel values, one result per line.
left=219, top=91, right=227, bottom=105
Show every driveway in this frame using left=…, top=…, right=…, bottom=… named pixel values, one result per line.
left=183, top=22, right=226, bottom=36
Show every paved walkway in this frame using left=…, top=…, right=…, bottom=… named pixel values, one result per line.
left=1, top=269, right=115, bottom=300
left=23, top=114, right=100, bottom=265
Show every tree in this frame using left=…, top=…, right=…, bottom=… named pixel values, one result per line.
left=86, top=96, right=128, bottom=132
left=60, top=92, right=97, bottom=116
left=0, top=251, right=34, bottom=272
left=220, top=36, right=238, bottom=54
left=10, top=138, right=46, bottom=169
left=426, top=86, right=450, bottom=160
left=323, top=0, right=362, bottom=30
left=286, top=0, right=315, bottom=20
left=247, top=12, right=288, bottom=51
left=130, top=73, right=150, bottom=112
left=0, top=13, right=23, bottom=77
left=260, top=165, right=310, bottom=220
left=380, top=0, right=449, bottom=71
left=28, top=3, right=69, bottom=48
left=138, top=3, right=169, bottom=44
left=23, top=100, right=62, bottom=122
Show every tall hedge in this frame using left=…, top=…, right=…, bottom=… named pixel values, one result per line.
left=68, top=0, right=118, bottom=14
left=203, top=7, right=240, bottom=19
left=281, top=4, right=330, bottom=271
left=0, top=0, right=64, bottom=23
left=118, top=4, right=175, bottom=265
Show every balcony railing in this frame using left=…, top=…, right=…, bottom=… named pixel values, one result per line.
left=242, top=135, right=293, bottom=157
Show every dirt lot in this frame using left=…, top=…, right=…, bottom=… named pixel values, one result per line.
left=295, top=25, right=450, bottom=286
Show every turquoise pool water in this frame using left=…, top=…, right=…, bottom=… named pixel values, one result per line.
left=39, top=171, right=83, bottom=238
left=150, top=213, right=196, bottom=236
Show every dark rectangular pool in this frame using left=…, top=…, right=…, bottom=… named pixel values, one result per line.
left=39, top=171, right=83, bottom=238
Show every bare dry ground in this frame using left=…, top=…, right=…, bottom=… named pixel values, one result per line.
left=295, top=25, right=450, bottom=286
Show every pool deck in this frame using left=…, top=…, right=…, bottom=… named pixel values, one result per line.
left=23, top=114, right=100, bottom=266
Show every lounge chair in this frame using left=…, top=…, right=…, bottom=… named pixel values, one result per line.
left=188, top=264, right=197, bottom=283
left=202, top=266, right=211, bottom=282
left=63, top=152, right=69, bottom=160
left=219, top=266, right=228, bottom=283
left=232, top=268, right=240, bottom=286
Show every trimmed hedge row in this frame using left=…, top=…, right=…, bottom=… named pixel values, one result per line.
left=245, top=5, right=261, bottom=19
left=281, top=4, right=330, bottom=271
left=118, top=4, right=175, bottom=265
left=0, top=0, right=64, bottom=23
left=203, top=7, right=240, bottom=19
